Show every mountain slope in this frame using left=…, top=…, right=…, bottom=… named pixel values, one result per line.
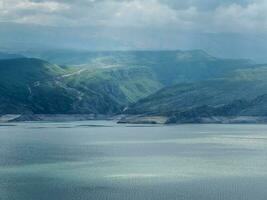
left=167, top=94, right=267, bottom=123
left=25, top=50, right=253, bottom=85
left=125, top=64, right=267, bottom=119
left=125, top=80, right=267, bottom=115
left=63, top=66, right=162, bottom=104
left=0, top=58, right=75, bottom=114
left=0, top=50, right=261, bottom=116
left=0, top=58, right=161, bottom=114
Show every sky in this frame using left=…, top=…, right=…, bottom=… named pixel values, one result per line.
left=0, top=0, right=267, bottom=61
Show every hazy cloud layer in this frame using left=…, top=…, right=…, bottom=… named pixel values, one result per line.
left=0, top=0, right=267, bottom=33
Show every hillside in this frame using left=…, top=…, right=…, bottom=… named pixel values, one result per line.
left=0, top=58, right=161, bottom=114
left=0, top=58, right=76, bottom=114
left=24, top=50, right=253, bottom=85
left=125, top=64, right=267, bottom=123
left=0, top=50, right=263, bottom=117
left=63, top=66, right=162, bottom=104
left=125, top=80, right=267, bottom=115
left=167, top=94, right=267, bottom=124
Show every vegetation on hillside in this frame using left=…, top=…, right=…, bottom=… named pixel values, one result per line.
left=1, top=50, right=266, bottom=122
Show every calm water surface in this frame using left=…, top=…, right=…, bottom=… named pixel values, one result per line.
left=0, top=121, right=267, bottom=200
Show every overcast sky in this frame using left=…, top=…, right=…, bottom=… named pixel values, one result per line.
left=0, top=0, right=267, bottom=61
left=0, top=0, right=266, bottom=32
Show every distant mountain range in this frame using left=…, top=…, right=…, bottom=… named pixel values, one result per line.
left=0, top=52, right=24, bottom=60
left=2, top=22, right=267, bottom=62
left=0, top=50, right=267, bottom=123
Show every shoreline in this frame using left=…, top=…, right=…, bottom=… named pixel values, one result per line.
left=1, top=114, right=267, bottom=125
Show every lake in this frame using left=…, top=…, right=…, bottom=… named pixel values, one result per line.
left=0, top=121, right=267, bottom=200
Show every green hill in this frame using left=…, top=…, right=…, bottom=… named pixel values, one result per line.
left=125, top=64, right=267, bottom=122
left=25, top=50, right=253, bottom=85
left=63, top=66, right=162, bottom=104
left=0, top=58, right=161, bottom=114
left=0, top=50, right=262, bottom=117
left=0, top=58, right=75, bottom=114
left=125, top=80, right=267, bottom=115
left=167, top=94, right=267, bottom=123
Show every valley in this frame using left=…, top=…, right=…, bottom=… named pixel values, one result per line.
left=0, top=50, right=266, bottom=124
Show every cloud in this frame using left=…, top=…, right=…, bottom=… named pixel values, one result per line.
left=212, top=1, right=267, bottom=32
left=0, top=0, right=70, bottom=23
left=0, top=0, right=266, bottom=33
left=16, top=1, right=67, bottom=12
left=1, top=0, right=69, bottom=12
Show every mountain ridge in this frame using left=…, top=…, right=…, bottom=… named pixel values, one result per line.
left=0, top=49, right=266, bottom=123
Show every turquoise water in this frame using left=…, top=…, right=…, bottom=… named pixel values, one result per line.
left=1, top=122, right=267, bottom=200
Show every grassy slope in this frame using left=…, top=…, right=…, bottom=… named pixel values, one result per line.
left=61, top=49, right=252, bottom=108
left=0, top=50, right=258, bottom=115
left=167, top=94, right=267, bottom=123
left=24, top=49, right=253, bottom=83
left=0, top=58, right=76, bottom=114
left=64, top=66, right=162, bottom=104
left=0, top=58, right=162, bottom=114
left=126, top=65, right=267, bottom=116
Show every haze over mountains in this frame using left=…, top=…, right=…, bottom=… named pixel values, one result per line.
left=2, top=0, right=266, bottom=62
left=0, top=49, right=267, bottom=123
left=1, top=22, right=267, bottom=63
